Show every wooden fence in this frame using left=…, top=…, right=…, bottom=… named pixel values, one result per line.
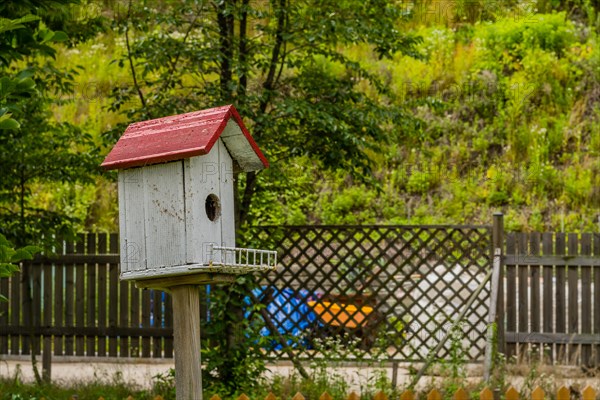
left=501, top=230, right=600, bottom=367
left=1, top=222, right=600, bottom=368
left=0, top=233, right=174, bottom=359
left=0, top=226, right=494, bottom=363
left=67, top=385, right=599, bottom=400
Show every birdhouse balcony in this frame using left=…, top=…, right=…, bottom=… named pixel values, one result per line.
left=191, top=244, right=277, bottom=273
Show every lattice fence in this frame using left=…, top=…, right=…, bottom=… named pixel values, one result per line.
left=241, top=225, right=493, bottom=362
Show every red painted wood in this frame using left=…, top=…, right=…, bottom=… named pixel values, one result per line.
left=101, top=105, right=268, bottom=170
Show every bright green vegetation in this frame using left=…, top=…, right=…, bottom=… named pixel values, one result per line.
left=1, top=1, right=598, bottom=239
left=0, top=364, right=396, bottom=400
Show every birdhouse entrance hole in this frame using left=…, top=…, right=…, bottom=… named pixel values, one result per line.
left=205, top=193, right=221, bottom=221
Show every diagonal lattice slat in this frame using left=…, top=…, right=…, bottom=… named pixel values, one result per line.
left=238, top=225, right=492, bottom=362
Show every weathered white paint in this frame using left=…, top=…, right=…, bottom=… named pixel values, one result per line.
left=143, top=162, right=187, bottom=269
left=185, top=142, right=222, bottom=265
left=118, top=138, right=240, bottom=280
left=119, top=168, right=147, bottom=273
left=220, top=120, right=264, bottom=171
left=218, top=139, right=236, bottom=254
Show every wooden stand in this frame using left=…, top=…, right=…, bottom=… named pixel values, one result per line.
left=171, top=285, right=202, bottom=400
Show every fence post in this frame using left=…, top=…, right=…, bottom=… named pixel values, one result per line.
left=492, top=213, right=505, bottom=356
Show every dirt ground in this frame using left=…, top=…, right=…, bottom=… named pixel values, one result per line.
left=0, top=357, right=597, bottom=392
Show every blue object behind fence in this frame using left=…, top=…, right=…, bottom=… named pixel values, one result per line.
left=247, top=286, right=319, bottom=349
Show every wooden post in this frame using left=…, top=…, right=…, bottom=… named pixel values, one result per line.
left=172, top=285, right=202, bottom=400
left=483, top=248, right=501, bottom=382
left=492, top=213, right=505, bottom=355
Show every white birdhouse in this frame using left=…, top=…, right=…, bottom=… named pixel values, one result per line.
left=101, top=105, right=275, bottom=281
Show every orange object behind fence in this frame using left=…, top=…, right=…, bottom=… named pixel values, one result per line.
left=307, top=301, right=374, bottom=329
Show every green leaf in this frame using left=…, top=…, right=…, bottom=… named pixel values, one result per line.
left=51, top=31, right=69, bottom=42
left=0, top=116, right=20, bottom=130
left=11, top=246, right=41, bottom=262
left=15, top=77, right=36, bottom=92
left=0, top=263, right=20, bottom=277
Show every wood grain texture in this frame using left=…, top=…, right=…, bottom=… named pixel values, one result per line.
left=108, top=233, right=119, bottom=357
left=143, top=162, right=186, bottom=270
left=9, top=269, right=20, bottom=355
left=218, top=139, right=236, bottom=250
left=65, top=239, right=75, bottom=356
left=580, top=233, right=592, bottom=366
left=505, top=233, right=517, bottom=360
left=594, top=233, right=600, bottom=366
left=531, top=387, right=544, bottom=400
left=517, top=233, right=528, bottom=361
left=541, top=233, right=553, bottom=363
left=555, top=233, right=566, bottom=363
left=142, top=288, right=151, bottom=357
left=134, top=274, right=235, bottom=291
left=582, top=386, right=596, bottom=400
left=567, top=233, right=578, bottom=363
left=54, top=258, right=64, bottom=356
left=171, top=285, right=202, bottom=400
left=119, top=168, right=147, bottom=274
left=556, top=386, right=569, bottom=400
left=373, top=391, right=388, bottom=400
left=427, top=389, right=442, bottom=400
left=0, top=278, right=8, bottom=353
left=400, top=390, right=414, bottom=400
left=506, top=386, right=519, bottom=400
left=87, top=234, right=97, bottom=356
left=185, top=150, right=221, bottom=265
left=453, top=388, right=468, bottom=400
left=505, top=332, right=600, bottom=344
left=42, top=263, right=53, bottom=380
left=97, top=233, right=108, bottom=357
left=529, top=233, right=540, bottom=336
left=479, top=387, right=494, bottom=400
left=75, top=236, right=85, bottom=357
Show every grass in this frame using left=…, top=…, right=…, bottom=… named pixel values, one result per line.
left=0, top=361, right=598, bottom=400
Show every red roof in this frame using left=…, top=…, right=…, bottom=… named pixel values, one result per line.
left=101, top=105, right=268, bottom=171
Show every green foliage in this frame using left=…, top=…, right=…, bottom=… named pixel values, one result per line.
left=105, top=0, right=422, bottom=227
left=200, top=276, right=268, bottom=397
left=483, top=13, right=576, bottom=59
left=0, top=233, right=40, bottom=301
left=0, top=0, right=101, bottom=247
left=0, top=372, right=158, bottom=400
left=6, top=0, right=593, bottom=237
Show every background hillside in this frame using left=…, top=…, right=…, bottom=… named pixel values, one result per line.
left=2, top=0, right=599, bottom=244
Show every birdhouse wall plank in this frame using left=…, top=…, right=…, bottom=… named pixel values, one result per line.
left=119, top=168, right=147, bottom=273
left=218, top=139, right=236, bottom=250
left=143, top=162, right=187, bottom=269
left=185, top=147, right=222, bottom=265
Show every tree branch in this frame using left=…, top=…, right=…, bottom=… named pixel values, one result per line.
left=258, top=0, right=286, bottom=115
left=237, top=170, right=259, bottom=227
left=238, top=0, right=250, bottom=96
left=125, top=0, right=148, bottom=112
left=161, top=3, right=204, bottom=93
left=217, top=0, right=235, bottom=101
